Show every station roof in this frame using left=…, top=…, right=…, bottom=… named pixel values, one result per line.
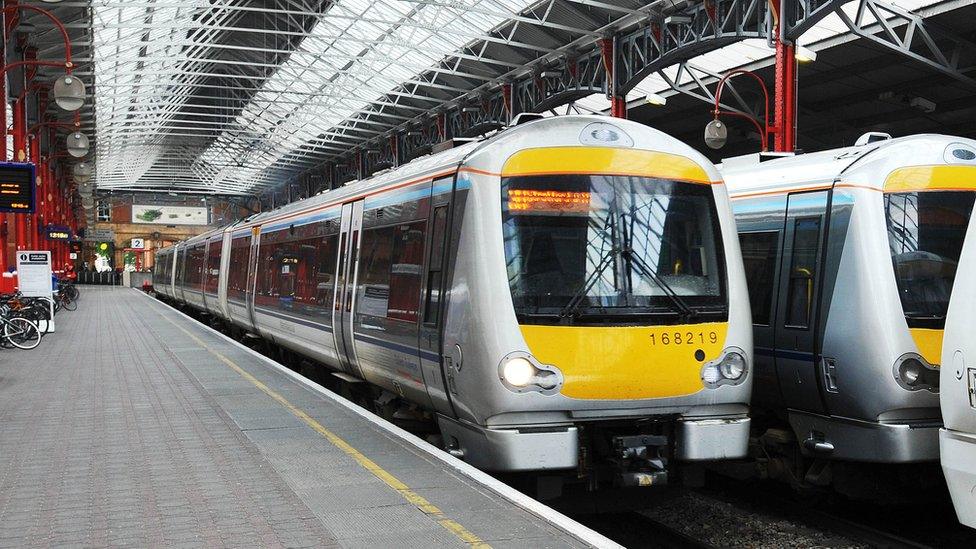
left=85, top=0, right=649, bottom=195
left=33, top=0, right=975, bottom=202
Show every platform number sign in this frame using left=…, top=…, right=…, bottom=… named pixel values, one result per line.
left=131, top=238, right=145, bottom=249
left=0, top=162, right=35, bottom=214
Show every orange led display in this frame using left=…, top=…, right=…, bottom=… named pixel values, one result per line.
left=508, top=189, right=591, bottom=214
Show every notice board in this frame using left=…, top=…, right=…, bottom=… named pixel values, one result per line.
left=16, top=251, right=52, bottom=297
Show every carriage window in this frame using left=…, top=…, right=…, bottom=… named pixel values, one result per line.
left=358, top=226, right=395, bottom=318
left=204, top=239, right=222, bottom=295
left=227, top=235, right=251, bottom=301
left=739, top=231, right=779, bottom=325
left=785, top=217, right=821, bottom=329
left=358, top=222, right=427, bottom=322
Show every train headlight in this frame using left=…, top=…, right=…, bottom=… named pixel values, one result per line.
left=499, top=353, right=563, bottom=394
left=502, top=357, right=535, bottom=387
left=893, top=353, right=939, bottom=393
left=719, top=353, right=746, bottom=380
left=701, top=348, right=749, bottom=388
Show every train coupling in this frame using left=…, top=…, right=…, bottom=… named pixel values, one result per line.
left=612, top=434, right=669, bottom=487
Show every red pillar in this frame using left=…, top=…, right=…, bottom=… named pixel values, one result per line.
left=599, top=37, right=627, bottom=119
left=12, top=98, right=27, bottom=251
left=773, top=39, right=797, bottom=152
left=0, top=58, right=6, bottom=273
left=28, top=134, right=40, bottom=251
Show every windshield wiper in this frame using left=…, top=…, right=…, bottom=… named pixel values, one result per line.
left=618, top=215, right=697, bottom=320
left=557, top=246, right=618, bottom=319
left=623, top=246, right=697, bottom=319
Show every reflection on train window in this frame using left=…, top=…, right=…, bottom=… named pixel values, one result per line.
left=739, top=231, right=779, bottom=325
left=184, top=244, right=206, bottom=291
left=254, top=222, right=340, bottom=318
left=501, top=174, right=727, bottom=321
left=204, top=239, right=222, bottom=295
left=885, top=191, right=975, bottom=328
left=226, top=235, right=251, bottom=302
left=785, top=217, right=820, bottom=329
left=359, top=221, right=427, bottom=322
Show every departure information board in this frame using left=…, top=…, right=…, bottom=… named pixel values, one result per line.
left=0, top=162, right=35, bottom=214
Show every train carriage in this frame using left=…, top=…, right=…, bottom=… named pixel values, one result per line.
left=941, top=205, right=976, bottom=529
left=723, top=134, right=976, bottom=481
left=157, top=115, right=753, bottom=481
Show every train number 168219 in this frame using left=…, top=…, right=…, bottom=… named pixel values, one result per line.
left=649, top=331, right=718, bottom=346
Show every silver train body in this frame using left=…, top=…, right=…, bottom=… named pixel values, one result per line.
left=941, top=211, right=976, bottom=528
left=154, top=115, right=753, bottom=474
left=723, top=134, right=976, bottom=463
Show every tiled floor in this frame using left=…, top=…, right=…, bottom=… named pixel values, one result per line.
left=0, top=287, right=591, bottom=548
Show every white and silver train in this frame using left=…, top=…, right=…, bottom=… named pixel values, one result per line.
left=154, top=115, right=754, bottom=482
left=941, top=206, right=976, bottom=529
left=723, top=133, right=976, bottom=487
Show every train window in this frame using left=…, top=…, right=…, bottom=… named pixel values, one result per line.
left=423, top=206, right=449, bottom=325
left=357, top=226, right=395, bottom=318
left=739, top=231, right=779, bottom=325
left=388, top=221, right=427, bottom=322
left=885, top=191, right=976, bottom=328
left=785, top=217, right=821, bottom=329
left=358, top=222, right=428, bottom=322
left=226, top=235, right=251, bottom=302
left=204, top=239, right=222, bottom=295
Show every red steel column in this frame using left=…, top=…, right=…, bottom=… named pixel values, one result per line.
left=599, top=37, right=627, bottom=119
left=0, top=49, right=6, bottom=273
left=773, top=25, right=797, bottom=151
left=12, top=97, right=26, bottom=251
left=28, top=133, right=39, bottom=251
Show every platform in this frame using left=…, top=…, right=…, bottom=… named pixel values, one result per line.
left=0, top=287, right=614, bottom=548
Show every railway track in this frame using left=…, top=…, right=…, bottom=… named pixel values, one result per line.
left=574, top=511, right=717, bottom=549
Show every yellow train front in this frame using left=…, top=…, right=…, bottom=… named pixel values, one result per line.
left=438, top=115, right=752, bottom=484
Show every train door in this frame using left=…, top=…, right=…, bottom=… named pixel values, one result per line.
left=774, top=190, right=830, bottom=414
left=333, top=200, right=365, bottom=377
left=246, top=226, right=261, bottom=328
left=419, top=177, right=456, bottom=416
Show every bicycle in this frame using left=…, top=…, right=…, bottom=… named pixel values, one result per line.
left=0, top=293, right=54, bottom=334
left=0, top=303, right=41, bottom=350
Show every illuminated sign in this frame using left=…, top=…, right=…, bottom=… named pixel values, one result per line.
left=508, top=189, right=591, bottom=215
left=0, top=162, right=35, bottom=214
left=46, top=225, right=71, bottom=240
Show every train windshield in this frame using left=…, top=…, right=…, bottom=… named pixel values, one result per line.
left=885, top=191, right=976, bottom=328
left=501, top=174, right=727, bottom=323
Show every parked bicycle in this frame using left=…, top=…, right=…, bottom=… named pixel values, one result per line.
left=0, top=302, right=41, bottom=350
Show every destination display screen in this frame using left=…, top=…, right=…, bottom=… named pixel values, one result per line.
left=507, top=189, right=591, bottom=215
left=46, top=225, right=71, bottom=240
left=0, top=162, right=35, bottom=214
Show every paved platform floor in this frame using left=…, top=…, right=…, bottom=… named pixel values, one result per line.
left=0, top=287, right=604, bottom=548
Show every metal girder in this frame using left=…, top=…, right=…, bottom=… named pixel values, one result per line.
left=615, top=0, right=767, bottom=95
left=657, top=62, right=762, bottom=120
left=836, top=0, right=976, bottom=89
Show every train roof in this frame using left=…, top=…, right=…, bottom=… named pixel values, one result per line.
left=720, top=134, right=976, bottom=197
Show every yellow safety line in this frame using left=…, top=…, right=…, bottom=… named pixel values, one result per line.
left=156, top=310, right=491, bottom=548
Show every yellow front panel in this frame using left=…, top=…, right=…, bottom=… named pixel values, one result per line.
left=519, top=322, right=729, bottom=400
left=884, top=165, right=976, bottom=193
left=501, top=147, right=714, bottom=184
left=910, top=328, right=944, bottom=367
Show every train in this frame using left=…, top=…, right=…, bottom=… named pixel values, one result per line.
left=154, top=115, right=754, bottom=484
left=722, top=133, right=976, bottom=490
left=941, top=206, right=976, bottom=529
